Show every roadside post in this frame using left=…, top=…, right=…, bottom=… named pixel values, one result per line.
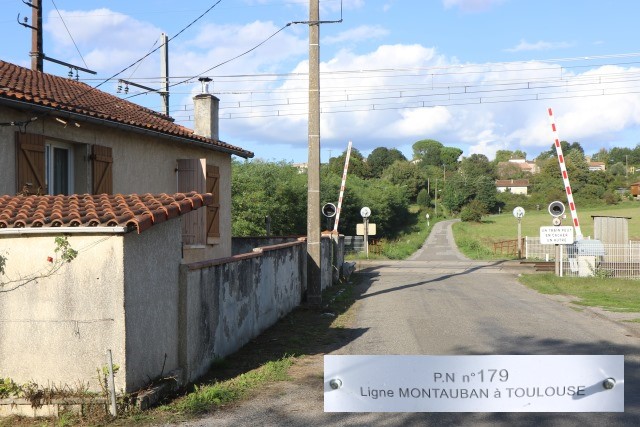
left=512, top=206, right=525, bottom=259
left=360, top=207, right=371, bottom=259
left=426, top=213, right=430, bottom=227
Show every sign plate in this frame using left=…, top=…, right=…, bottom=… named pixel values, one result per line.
left=324, top=355, right=623, bottom=412
left=540, top=226, right=574, bottom=244
left=356, top=223, right=376, bottom=236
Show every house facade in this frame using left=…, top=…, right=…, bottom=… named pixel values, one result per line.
left=495, top=179, right=529, bottom=195
left=0, top=60, right=253, bottom=261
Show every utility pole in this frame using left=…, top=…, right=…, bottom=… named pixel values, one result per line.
left=306, top=0, right=322, bottom=306
left=160, top=33, right=170, bottom=116
left=29, top=0, right=43, bottom=71
left=19, top=0, right=96, bottom=76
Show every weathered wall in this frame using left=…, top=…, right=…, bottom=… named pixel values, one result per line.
left=0, top=232, right=126, bottom=392
left=122, top=221, right=183, bottom=392
left=231, top=236, right=300, bottom=256
left=178, top=241, right=307, bottom=383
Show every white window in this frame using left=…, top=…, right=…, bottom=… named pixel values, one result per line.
left=45, top=142, right=74, bottom=195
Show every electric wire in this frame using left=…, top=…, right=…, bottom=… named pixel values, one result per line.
left=50, top=0, right=88, bottom=69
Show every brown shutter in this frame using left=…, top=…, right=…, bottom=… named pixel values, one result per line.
left=15, top=132, right=46, bottom=195
left=91, top=145, right=113, bottom=194
left=206, top=165, right=220, bottom=240
left=177, top=159, right=206, bottom=245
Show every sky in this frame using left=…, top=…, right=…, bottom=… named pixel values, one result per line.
left=2, top=0, right=640, bottom=164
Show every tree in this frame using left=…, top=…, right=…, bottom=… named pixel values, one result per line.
left=440, top=146, right=463, bottom=169
left=232, top=160, right=307, bottom=236
left=460, top=154, right=496, bottom=180
left=367, top=147, right=406, bottom=178
left=382, top=160, right=427, bottom=201
left=412, top=139, right=443, bottom=166
left=327, top=148, right=370, bottom=179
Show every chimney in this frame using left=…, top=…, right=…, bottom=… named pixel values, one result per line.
left=193, top=78, right=219, bottom=140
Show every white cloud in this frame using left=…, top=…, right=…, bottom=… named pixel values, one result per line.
left=44, top=8, right=161, bottom=72
left=505, top=39, right=573, bottom=53
left=323, top=25, right=390, bottom=45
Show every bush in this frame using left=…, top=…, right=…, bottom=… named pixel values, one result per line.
left=416, top=188, right=431, bottom=207
left=460, top=200, right=486, bottom=222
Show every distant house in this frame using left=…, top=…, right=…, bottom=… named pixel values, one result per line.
left=630, top=182, right=640, bottom=198
left=496, top=179, right=529, bottom=195
left=496, top=158, right=539, bottom=175
left=588, top=161, right=606, bottom=172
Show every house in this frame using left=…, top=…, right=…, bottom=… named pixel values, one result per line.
left=495, top=179, right=529, bottom=195
left=588, top=161, right=606, bottom=172
left=0, top=60, right=343, bottom=404
left=496, top=158, right=540, bottom=175
left=0, top=59, right=253, bottom=263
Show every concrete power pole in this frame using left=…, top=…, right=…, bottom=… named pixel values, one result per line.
left=30, top=0, right=43, bottom=71
left=306, top=0, right=322, bottom=306
left=160, top=33, right=170, bottom=116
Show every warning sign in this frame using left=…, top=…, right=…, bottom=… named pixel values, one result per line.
left=540, top=226, right=574, bottom=245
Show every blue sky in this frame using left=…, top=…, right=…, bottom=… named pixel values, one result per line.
left=2, top=0, right=640, bottom=163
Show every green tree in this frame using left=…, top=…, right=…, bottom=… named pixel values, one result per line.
left=412, top=139, right=443, bottom=166
left=327, top=148, right=370, bottom=179
left=367, top=147, right=407, bottom=178
left=460, top=154, right=496, bottom=180
left=440, top=146, right=463, bottom=169
left=382, top=160, right=427, bottom=201
left=232, top=160, right=307, bottom=236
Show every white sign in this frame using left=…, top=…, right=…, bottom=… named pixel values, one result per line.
left=325, top=355, right=623, bottom=412
left=356, top=223, right=376, bottom=236
left=540, top=226, right=574, bottom=245
left=513, top=206, right=525, bottom=219
left=360, top=207, right=371, bottom=218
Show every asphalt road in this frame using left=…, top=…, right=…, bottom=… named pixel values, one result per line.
left=175, top=220, right=640, bottom=426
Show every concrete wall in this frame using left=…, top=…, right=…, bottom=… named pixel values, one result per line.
left=122, top=221, right=183, bottom=391
left=178, top=240, right=307, bottom=383
left=0, top=232, right=127, bottom=392
left=0, top=226, right=344, bottom=394
left=0, top=105, right=233, bottom=260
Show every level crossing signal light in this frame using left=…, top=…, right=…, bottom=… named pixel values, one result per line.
left=548, top=201, right=565, bottom=226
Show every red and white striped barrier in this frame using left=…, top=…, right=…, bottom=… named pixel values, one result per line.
left=333, top=141, right=352, bottom=233
left=547, top=108, right=583, bottom=240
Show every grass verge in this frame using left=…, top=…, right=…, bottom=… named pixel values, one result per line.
left=519, top=273, right=640, bottom=313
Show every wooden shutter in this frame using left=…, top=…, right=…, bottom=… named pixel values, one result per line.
left=91, top=145, right=113, bottom=194
left=177, top=159, right=206, bottom=245
left=206, top=165, right=220, bottom=240
left=15, top=132, right=45, bottom=195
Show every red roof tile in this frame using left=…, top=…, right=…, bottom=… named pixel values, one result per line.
left=0, top=192, right=211, bottom=234
left=0, top=60, right=252, bottom=158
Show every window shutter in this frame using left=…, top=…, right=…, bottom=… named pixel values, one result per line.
left=177, top=159, right=206, bottom=245
left=206, top=165, right=220, bottom=240
left=15, top=132, right=45, bottom=195
left=91, top=145, right=113, bottom=194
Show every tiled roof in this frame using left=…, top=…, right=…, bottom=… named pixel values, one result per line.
left=0, top=60, right=252, bottom=158
left=0, top=192, right=211, bottom=234
left=495, top=179, right=529, bottom=187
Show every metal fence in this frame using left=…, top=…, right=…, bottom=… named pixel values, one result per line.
left=525, top=237, right=640, bottom=279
